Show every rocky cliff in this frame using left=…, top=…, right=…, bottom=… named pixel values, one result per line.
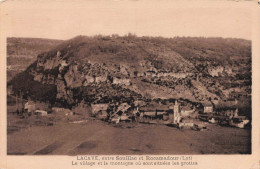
left=9, top=35, right=251, bottom=108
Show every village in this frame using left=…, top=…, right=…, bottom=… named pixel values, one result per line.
left=9, top=89, right=250, bottom=130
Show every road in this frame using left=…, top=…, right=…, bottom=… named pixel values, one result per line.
left=7, top=119, right=251, bottom=155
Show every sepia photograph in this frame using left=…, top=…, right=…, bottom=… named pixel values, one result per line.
left=6, top=35, right=252, bottom=155
left=1, top=0, right=259, bottom=168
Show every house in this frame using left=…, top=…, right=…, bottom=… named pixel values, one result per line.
left=179, top=119, right=194, bottom=128
left=24, top=101, right=36, bottom=113
left=156, top=105, right=169, bottom=120
left=180, top=106, right=194, bottom=117
left=229, top=116, right=249, bottom=128
left=25, top=101, right=50, bottom=114
left=65, top=111, right=75, bottom=116
left=143, top=111, right=157, bottom=120
left=202, top=102, right=213, bottom=113
left=54, top=108, right=74, bottom=116
left=156, top=111, right=168, bottom=120
left=139, top=102, right=170, bottom=120
left=140, top=104, right=156, bottom=120
left=52, top=107, right=64, bottom=113
left=199, top=114, right=210, bottom=121
left=35, top=110, right=48, bottom=116
left=53, top=107, right=73, bottom=115
left=214, top=102, right=238, bottom=118
left=120, top=114, right=132, bottom=122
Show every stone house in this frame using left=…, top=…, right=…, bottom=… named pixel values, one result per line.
left=214, top=102, right=239, bottom=119
left=52, top=107, right=64, bottom=113
left=25, top=101, right=51, bottom=114
left=180, top=106, right=194, bottom=117
left=24, top=101, right=36, bottom=113
left=35, top=110, right=48, bottom=116
left=202, top=102, right=213, bottom=113
left=139, top=103, right=169, bottom=121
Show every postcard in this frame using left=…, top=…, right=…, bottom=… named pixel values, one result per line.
left=0, top=0, right=259, bottom=168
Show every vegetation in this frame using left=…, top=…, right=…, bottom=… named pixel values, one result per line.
left=8, top=35, right=251, bottom=116
left=8, top=71, right=57, bottom=103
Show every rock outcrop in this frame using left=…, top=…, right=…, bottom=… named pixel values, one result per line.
left=9, top=35, right=251, bottom=109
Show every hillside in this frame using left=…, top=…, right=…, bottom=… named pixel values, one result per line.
left=8, top=35, right=251, bottom=115
left=7, top=37, right=63, bottom=81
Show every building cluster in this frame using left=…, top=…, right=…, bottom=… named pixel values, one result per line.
left=199, top=101, right=249, bottom=128
left=13, top=94, right=249, bottom=129
left=89, top=100, right=198, bottom=128
left=89, top=99, right=250, bottom=129
left=23, top=100, right=51, bottom=116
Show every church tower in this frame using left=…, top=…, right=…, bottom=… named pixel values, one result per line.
left=174, top=100, right=180, bottom=115
left=173, top=100, right=181, bottom=124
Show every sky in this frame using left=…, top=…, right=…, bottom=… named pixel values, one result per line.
left=1, top=0, right=253, bottom=40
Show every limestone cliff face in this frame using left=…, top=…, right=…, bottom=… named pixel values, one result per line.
left=27, top=50, right=129, bottom=105
left=10, top=36, right=250, bottom=107
left=28, top=52, right=80, bottom=104
left=64, top=65, right=85, bottom=88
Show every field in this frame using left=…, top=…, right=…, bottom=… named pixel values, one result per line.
left=7, top=114, right=251, bottom=155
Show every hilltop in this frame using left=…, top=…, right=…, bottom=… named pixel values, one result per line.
left=8, top=35, right=251, bottom=115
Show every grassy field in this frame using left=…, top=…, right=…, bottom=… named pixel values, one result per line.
left=7, top=114, right=251, bottom=155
